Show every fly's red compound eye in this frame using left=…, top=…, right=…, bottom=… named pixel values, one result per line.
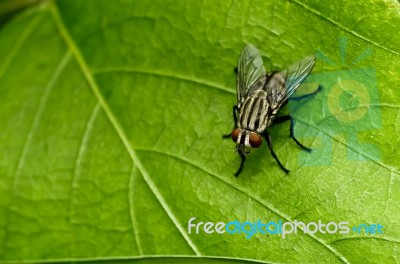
left=231, top=128, right=240, bottom=143
left=249, top=132, right=262, bottom=148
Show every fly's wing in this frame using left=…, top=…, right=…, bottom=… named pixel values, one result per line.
left=236, top=44, right=266, bottom=107
left=264, top=55, right=316, bottom=110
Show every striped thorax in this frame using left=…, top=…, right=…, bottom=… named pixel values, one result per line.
left=232, top=71, right=286, bottom=150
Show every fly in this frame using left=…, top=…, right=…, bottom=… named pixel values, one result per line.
left=223, top=44, right=322, bottom=176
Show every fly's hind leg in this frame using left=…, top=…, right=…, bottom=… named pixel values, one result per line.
left=272, top=85, right=322, bottom=150
left=273, top=115, right=312, bottom=152
left=289, top=85, right=322, bottom=101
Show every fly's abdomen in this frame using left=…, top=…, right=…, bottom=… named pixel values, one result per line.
left=238, top=90, right=271, bottom=133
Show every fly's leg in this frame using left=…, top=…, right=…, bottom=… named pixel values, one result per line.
left=234, top=151, right=246, bottom=177
left=273, top=115, right=312, bottom=152
left=263, top=131, right=290, bottom=174
left=289, top=85, right=322, bottom=101
left=223, top=105, right=239, bottom=139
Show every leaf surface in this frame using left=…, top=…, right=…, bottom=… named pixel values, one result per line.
left=0, top=0, right=400, bottom=263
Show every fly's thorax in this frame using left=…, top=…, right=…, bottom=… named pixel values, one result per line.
left=231, top=128, right=262, bottom=149
left=237, top=90, right=272, bottom=133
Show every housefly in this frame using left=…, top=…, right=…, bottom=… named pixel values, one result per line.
left=223, top=44, right=321, bottom=176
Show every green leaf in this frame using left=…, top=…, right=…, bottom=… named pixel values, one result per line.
left=1, top=0, right=399, bottom=263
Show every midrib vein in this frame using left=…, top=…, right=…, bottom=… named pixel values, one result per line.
left=48, top=1, right=201, bottom=256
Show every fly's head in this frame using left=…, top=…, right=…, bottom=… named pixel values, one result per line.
left=231, top=128, right=262, bottom=156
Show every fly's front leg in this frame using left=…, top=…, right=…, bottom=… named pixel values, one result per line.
left=273, top=115, right=312, bottom=152
left=223, top=105, right=239, bottom=139
left=263, top=131, right=290, bottom=174
left=234, top=151, right=246, bottom=177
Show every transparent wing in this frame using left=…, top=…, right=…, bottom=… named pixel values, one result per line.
left=263, top=55, right=316, bottom=109
left=282, top=55, right=315, bottom=99
left=236, top=44, right=266, bottom=106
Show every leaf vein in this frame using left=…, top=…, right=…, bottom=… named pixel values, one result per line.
left=329, top=235, right=400, bottom=244
left=68, top=103, right=99, bottom=252
left=92, top=67, right=233, bottom=94
left=13, top=51, right=71, bottom=189
left=128, top=165, right=143, bottom=255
